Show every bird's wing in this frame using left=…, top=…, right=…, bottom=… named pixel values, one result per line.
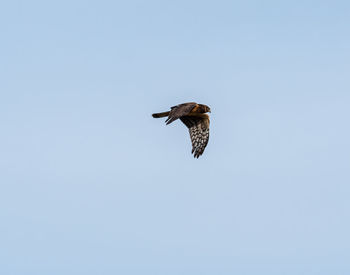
left=180, top=115, right=210, bottom=158
left=165, top=102, right=197, bottom=125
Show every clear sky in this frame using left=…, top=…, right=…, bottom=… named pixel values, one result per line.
left=1, top=1, right=350, bottom=274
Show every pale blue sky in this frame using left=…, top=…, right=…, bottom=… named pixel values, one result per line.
left=1, top=1, right=350, bottom=274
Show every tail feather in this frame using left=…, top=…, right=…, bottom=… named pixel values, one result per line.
left=152, top=111, right=170, bottom=118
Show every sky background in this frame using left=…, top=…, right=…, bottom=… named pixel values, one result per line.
left=1, top=0, right=350, bottom=274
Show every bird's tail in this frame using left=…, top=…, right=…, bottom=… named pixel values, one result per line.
left=152, top=111, right=170, bottom=118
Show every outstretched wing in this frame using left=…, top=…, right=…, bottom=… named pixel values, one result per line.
left=165, top=102, right=197, bottom=125
left=180, top=115, right=210, bottom=158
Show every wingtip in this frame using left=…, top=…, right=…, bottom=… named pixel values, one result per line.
left=165, top=118, right=174, bottom=125
left=192, top=150, right=202, bottom=158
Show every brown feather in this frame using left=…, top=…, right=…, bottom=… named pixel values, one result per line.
left=165, top=102, right=197, bottom=125
left=152, top=111, right=170, bottom=118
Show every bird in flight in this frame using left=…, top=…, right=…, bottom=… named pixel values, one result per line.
left=152, top=102, right=211, bottom=158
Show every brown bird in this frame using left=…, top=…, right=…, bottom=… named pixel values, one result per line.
left=152, top=102, right=211, bottom=158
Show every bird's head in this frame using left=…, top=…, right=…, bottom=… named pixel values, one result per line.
left=204, top=105, right=211, bottom=113
left=198, top=104, right=211, bottom=113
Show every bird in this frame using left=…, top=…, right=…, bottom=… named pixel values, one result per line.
left=152, top=102, right=211, bottom=158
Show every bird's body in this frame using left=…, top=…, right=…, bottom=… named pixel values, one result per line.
left=152, top=102, right=211, bottom=158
